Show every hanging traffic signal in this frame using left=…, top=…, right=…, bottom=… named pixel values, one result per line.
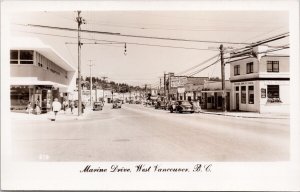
left=124, top=43, right=127, bottom=55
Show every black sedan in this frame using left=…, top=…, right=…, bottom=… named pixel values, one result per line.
left=169, top=100, right=194, bottom=113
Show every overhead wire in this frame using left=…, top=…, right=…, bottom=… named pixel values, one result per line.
left=177, top=54, right=220, bottom=75
left=14, top=30, right=219, bottom=51
left=188, top=59, right=221, bottom=77
left=18, top=23, right=252, bottom=45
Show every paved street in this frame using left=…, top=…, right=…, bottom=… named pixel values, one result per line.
left=11, top=104, right=289, bottom=162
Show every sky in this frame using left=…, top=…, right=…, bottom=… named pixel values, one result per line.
left=9, top=11, right=289, bottom=87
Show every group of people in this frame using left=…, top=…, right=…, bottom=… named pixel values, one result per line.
left=26, top=98, right=77, bottom=119
left=26, top=99, right=42, bottom=114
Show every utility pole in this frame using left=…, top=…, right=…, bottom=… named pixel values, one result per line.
left=102, top=76, right=107, bottom=101
left=163, top=72, right=166, bottom=98
left=76, top=11, right=85, bottom=116
left=159, top=77, right=162, bottom=93
left=220, top=44, right=227, bottom=112
left=88, top=60, right=94, bottom=106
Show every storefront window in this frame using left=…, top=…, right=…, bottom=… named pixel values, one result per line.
left=248, top=86, right=254, bottom=104
left=267, top=85, right=279, bottom=98
left=10, top=86, right=30, bottom=109
left=207, top=97, right=211, bottom=103
left=241, top=86, right=246, bottom=104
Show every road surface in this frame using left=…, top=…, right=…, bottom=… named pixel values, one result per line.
left=11, top=103, right=289, bottom=161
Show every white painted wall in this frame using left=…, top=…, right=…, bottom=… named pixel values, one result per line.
left=259, top=81, right=290, bottom=114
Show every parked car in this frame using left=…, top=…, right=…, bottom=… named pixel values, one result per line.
left=169, top=100, right=194, bottom=113
left=112, top=100, right=122, bottom=109
left=135, top=100, right=141, bottom=104
left=155, top=101, right=167, bottom=110
left=93, top=101, right=103, bottom=111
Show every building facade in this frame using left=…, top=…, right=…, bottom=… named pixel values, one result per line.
left=229, top=46, right=289, bottom=113
left=167, top=73, right=208, bottom=101
left=10, top=37, right=76, bottom=113
left=201, top=81, right=231, bottom=110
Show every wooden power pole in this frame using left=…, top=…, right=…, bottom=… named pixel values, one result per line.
left=220, top=44, right=227, bottom=112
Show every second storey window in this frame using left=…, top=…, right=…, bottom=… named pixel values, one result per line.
left=267, top=61, right=279, bottom=72
left=20, top=50, right=34, bottom=64
left=10, top=50, right=18, bottom=64
left=10, top=50, right=34, bottom=64
left=234, top=65, right=240, bottom=76
left=246, top=62, right=254, bottom=74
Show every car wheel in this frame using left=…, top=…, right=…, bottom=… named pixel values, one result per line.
left=170, top=108, right=173, bottom=113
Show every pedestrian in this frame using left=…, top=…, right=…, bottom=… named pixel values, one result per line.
left=70, top=100, right=75, bottom=114
left=62, top=99, right=68, bottom=114
left=26, top=102, right=33, bottom=114
left=52, top=98, right=62, bottom=121
left=81, top=102, right=85, bottom=114
left=193, top=100, right=201, bottom=113
left=35, top=105, right=41, bottom=115
left=34, top=98, right=40, bottom=109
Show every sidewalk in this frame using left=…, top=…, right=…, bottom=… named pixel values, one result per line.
left=199, top=109, right=289, bottom=119
left=10, top=106, right=94, bottom=122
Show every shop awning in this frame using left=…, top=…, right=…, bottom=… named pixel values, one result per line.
left=201, top=89, right=231, bottom=93
left=10, top=77, right=68, bottom=88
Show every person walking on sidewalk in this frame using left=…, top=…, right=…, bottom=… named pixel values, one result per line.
left=62, top=99, right=68, bottom=114
left=52, top=98, right=62, bottom=121
left=26, top=102, right=33, bottom=114
left=69, top=100, right=75, bottom=114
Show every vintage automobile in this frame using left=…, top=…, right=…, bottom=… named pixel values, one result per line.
left=169, top=100, right=194, bottom=113
left=93, top=101, right=103, bottom=111
left=112, top=100, right=122, bottom=109
left=154, top=100, right=167, bottom=110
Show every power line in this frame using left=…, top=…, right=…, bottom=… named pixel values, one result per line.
left=15, top=30, right=219, bottom=51
left=188, top=59, right=221, bottom=77
left=88, top=21, right=281, bottom=33
left=19, top=23, right=252, bottom=45
left=177, top=54, right=220, bottom=75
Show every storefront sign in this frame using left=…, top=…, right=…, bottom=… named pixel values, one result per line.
left=233, top=81, right=254, bottom=85
left=82, top=90, right=90, bottom=96
left=264, top=81, right=289, bottom=85
left=177, top=87, right=185, bottom=94
left=261, top=88, right=266, bottom=98
left=170, top=77, right=187, bottom=87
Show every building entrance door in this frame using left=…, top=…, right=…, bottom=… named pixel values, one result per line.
left=236, top=93, right=239, bottom=111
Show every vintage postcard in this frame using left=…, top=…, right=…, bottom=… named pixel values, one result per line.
left=1, top=0, right=300, bottom=191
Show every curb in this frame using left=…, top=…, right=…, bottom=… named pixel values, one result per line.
left=199, top=111, right=289, bottom=119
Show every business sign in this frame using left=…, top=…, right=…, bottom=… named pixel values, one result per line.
left=234, top=81, right=254, bottom=85
left=261, top=88, right=266, bottom=98
left=177, top=88, right=185, bottom=94
left=170, top=76, right=187, bottom=88
left=82, top=90, right=90, bottom=96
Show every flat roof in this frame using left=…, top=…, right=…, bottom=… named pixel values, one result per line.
left=10, top=36, right=76, bottom=72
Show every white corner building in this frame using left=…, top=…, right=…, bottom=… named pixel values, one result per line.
left=229, top=46, right=289, bottom=114
left=10, top=37, right=76, bottom=112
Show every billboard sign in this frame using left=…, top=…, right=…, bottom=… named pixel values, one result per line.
left=170, top=76, right=187, bottom=88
